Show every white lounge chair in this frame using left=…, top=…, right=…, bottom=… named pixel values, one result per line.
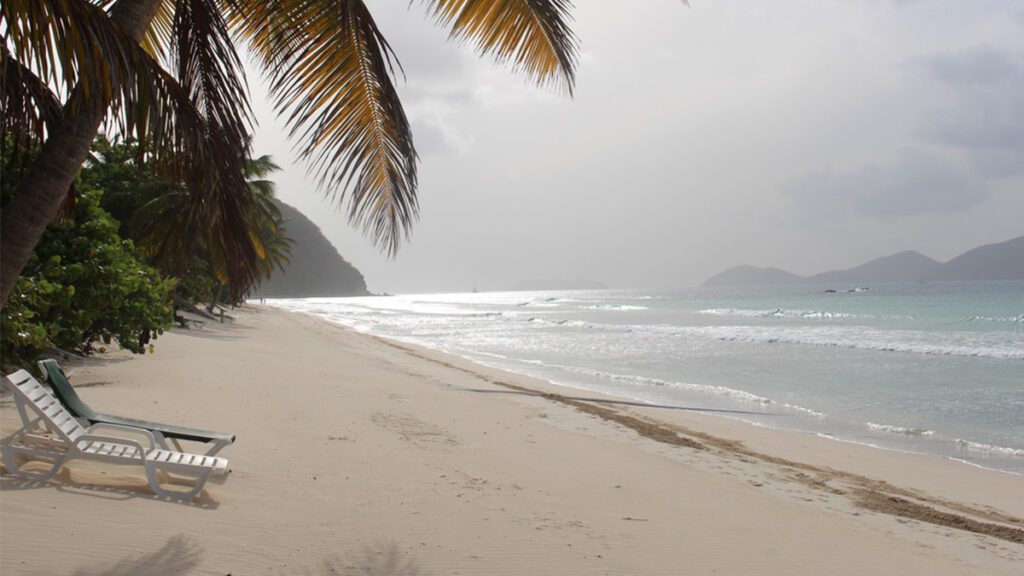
left=38, top=359, right=234, bottom=456
left=1, top=369, right=229, bottom=501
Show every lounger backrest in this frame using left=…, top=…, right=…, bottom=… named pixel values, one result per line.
left=38, top=359, right=98, bottom=419
left=3, top=369, right=86, bottom=442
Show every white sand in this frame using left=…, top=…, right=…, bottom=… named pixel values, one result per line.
left=2, top=305, right=1021, bottom=575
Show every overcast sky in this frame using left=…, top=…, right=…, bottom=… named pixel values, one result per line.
left=249, top=0, right=1024, bottom=294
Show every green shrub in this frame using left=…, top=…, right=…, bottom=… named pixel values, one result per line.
left=1, top=189, right=174, bottom=367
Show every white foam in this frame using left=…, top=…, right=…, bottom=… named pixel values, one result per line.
left=679, top=324, right=1024, bottom=360
left=965, top=314, right=1024, bottom=324
left=515, top=360, right=796, bottom=407
left=699, top=308, right=853, bottom=319
left=955, top=439, right=1024, bottom=458
left=867, top=422, right=936, bottom=436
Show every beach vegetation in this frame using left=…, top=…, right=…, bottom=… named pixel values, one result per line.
left=0, top=0, right=579, bottom=307
left=82, top=136, right=293, bottom=307
left=0, top=187, right=174, bottom=369
left=0, top=136, right=290, bottom=368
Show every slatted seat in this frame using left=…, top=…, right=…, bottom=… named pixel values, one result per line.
left=146, top=449, right=228, bottom=473
left=2, top=370, right=230, bottom=501
left=38, top=359, right=234, bottom=455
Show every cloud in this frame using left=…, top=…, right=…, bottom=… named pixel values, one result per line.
left=914, top=45, right=1017, bottom=86
left=923, top=99, right=1024, bottom=152
left=787, top=149, right=986, bottom=218
left=408, top=111, right=473, bottom=157
left=911, top=45, right=1024, bottom=179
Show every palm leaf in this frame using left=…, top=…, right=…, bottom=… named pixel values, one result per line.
left=169, top=0, right=262, bottom=296
left=228, top=0, right=418, bottom=256
left=2, top=0, right=262, bottom=298
left=3, top=0, right=204, bottom=172
left=422, top=0, right=579, bottom=94
left=0, top=45, right=64, bottom=164
left=140, top=0, right=176, bottom=61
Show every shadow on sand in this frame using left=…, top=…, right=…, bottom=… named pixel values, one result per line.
left=63, top=534, right=202, bottom=576
left=0, top=464, right=220, bottom=509
left=316, top=541, right=422, bottom=576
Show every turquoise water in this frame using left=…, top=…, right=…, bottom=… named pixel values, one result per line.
left=266, top=281, right=1024, bottom=474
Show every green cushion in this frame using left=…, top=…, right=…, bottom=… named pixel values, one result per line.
left=87, top=412, right=235, bottom=444
left=38, top=359, right=234, bottom=445
left=39, top=359, right=98, bottom=420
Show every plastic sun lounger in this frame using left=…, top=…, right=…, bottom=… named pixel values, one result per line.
left=38, top=359, right=234, bottom=456
left=1, top=370, right=229, bottom=501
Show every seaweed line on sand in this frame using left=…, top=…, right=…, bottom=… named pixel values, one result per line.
left=377, top=337, right=1024, bottom=545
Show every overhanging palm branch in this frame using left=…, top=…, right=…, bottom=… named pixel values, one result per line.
left=423, top=0, right=578, bottom=94
left=140, top=0, right=175, bottom=61
left=229, top=0, right=417, bottom=255
left=0, top=45, right=63, bottom=168
left=3, top=0, right=200, bottom=154
left=2, top=0, right=265, bottom=297
left=2, top=0, right=583, bottom=307
left=169, top=0, right=263, bottom=294
left=227, top=0, right=580, bottom=255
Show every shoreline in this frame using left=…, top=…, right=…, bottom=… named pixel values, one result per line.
left=275, top=302, right=1024, bottom=478
left=2, top=305, right=1022, bottom=574
left=460, top=353, right=1024, bottom=478
left=357, top=318, right=1024, bottom=514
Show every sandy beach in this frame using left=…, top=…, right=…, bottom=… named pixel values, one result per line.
left=2, top=305, right=1021, bottom=575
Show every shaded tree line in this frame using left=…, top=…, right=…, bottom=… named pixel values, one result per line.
left=1, top=0, right=588, bottom=367
left=1, top=0, right=580, bottom=306
left=1, top=137, right=291, bottom=368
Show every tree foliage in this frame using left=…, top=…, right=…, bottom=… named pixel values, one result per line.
left=0, top=136, right=297, bottom=368
left=1, top=0, right=581, bottom=307
left=1, top=187, right=174, bottom=368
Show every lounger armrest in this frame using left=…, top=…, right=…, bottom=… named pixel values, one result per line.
left=73, top=434, right=148, bottom=460
left=82, top=423, right=157, bottom=450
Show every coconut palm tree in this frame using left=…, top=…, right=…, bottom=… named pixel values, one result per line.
left=126, top=142, right=295, bottom=303
left=0, top=0, right=579, bottom=306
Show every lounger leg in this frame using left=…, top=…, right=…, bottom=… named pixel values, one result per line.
left=151, top=431, right=172, bottom=451
left=1, top=445, right=64, bottom=482
left=144, top=463, right=211, bottom=501
left=203, top=439, right=230, bottom=456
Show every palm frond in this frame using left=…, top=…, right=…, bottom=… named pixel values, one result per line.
left=422, top=0, right=579, bottom=94
left=259, top=225, right=294, bottom=276
left=171, top=0, right=250, bottom=148
left=2, top=0, right=262, bottom=298
left=0, top=45, right=63, bottom=163
left=3, top=0, right=202, bottom=169
left=247, top=153, right=281, bottom=179
left=140, top=1, right=176, bottom=62
left=228, top=0, right=418, bottom=256
left=169, top=0, right=262, bottom=297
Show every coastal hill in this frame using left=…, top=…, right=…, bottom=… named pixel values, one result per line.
left=255, top=201, right=370, bottom=298
left=704, top=235, right=1024, bottom=287
left=925, top=236, right=1024, bottom=282
left=507, top=278, right=607, bottom=291
left=807, top=251, right=940, bottom=285
left=701, top=266, right=804, bottom=287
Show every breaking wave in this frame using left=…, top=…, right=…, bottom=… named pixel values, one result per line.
left=867, top=422, right=936, bottom=436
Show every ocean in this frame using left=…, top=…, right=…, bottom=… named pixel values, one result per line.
left=265, top=281, right=1024, bottom=474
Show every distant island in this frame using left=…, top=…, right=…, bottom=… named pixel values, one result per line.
left=254, top=201, right=371, bottom=298
left=704, top=235, right=1024, bottom=287
left=507, top=278, right=607, bottom=291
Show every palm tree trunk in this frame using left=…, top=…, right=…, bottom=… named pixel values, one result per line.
left=207, top=285, right=224, bottom=314
left=0, top=0, right=164, bottom=307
